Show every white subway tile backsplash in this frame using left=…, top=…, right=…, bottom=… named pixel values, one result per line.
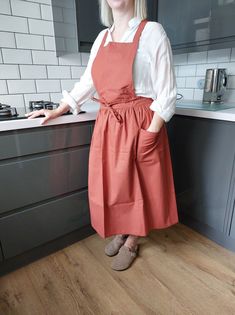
left=58, top=53, right=81, bottom=66
left=176, top=88, right=194, bottom=99
left=2, top=48, right=32, bottom=64
left=71, top=66, right=85, bottom=78
left=0, top=0, right=11, bottom=15
left=28, top=19, right=54, bottom=36
left=11, top=0, right=41, bottom=18
left=65, top=38, right=78, bottom=52
left=53, top=22, right=76, bottom=38
left=7, top=79, right=36, bottom=93
left=47, top=66, right=71, bottom=78
left=225, top=89, right=235, bottom=101
left=44, top=36, right=56, bottom=51
left=55, top=37, right=65, bottom=51
left=176, top=77, right=186, bottom=88
left=81, top=53, right=90, bottom=66
left=24, top=93, right=50, bottom=105
left=0, top=94, right=25, bottom=107
left=0, top=0, right=234, bottom=106
left=32, top=50, right=58, bottom=65
left=185, top=77, right=204, bottom=89
left=178, top=65, right=196, bottom=77
left=25, top=0, right=51, bottom=5
left=173, top=53, right=188, bottom=65
left=62, top=8, right=76, bottom=24
left=20, top=65, right=47, bottom=78
left=51, top=6, right=63, bottom=22
left=207, top=48, right=231, bottom=63
left=36, top=79, right=60, bottom=92
left=0, top=80, right=8, bottom=94
left=0, top=65, right=20, bottom=79
left=231, top=48, right=235, bottom=61
left=52, top=0, right=74, bottom=9
left=50, top=92, right=62, bottom=102
left=217, top=62, right=235, bottom=75
left=61, top=79, right=78, bottom=91
left=193, top=89, right=204, bottom=100
left=196, top=63, right=217, bottom=76
left=15, top=34, right=44, bottom=50
left=0, top=32, right=16, bottom=48
left=41, top=4, right=53, bottom=20
left=0, top=14, right=28, bottom=33
left=227, top=75, right=235, bottom=89
left=188, top=51, right=207, bottom=64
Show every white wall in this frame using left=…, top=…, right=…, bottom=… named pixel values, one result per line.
left=0, top=0, right=235, bottom=108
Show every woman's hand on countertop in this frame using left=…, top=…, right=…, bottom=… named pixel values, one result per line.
left=25, top=102, right=71, bottom=125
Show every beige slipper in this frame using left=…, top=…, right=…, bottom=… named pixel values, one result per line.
left=104, top=235, right=128, bottom=256
left=111, top=244, right=139, bottom=271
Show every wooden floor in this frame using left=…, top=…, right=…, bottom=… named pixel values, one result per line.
left=1, top=223, right=235, bottom=315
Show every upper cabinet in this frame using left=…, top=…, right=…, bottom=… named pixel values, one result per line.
left=51, top=0, right=235, bottom=56
left=75, top=0, right=158, bottom=53
left=158, top=0, right=235, bottom=54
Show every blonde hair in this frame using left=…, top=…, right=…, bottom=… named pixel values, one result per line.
left=98, top=0, right=147, bottom=27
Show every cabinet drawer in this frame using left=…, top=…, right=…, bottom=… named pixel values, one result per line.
left=0, top=123, right=91, bottom=160
left=0, top=147, right=89, bottom=214
left=0, top=190, right=90, bottom=259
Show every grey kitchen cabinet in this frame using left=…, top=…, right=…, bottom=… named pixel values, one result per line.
left=158, top=0, right=235, bottom=54
left=167, top=114, right=235, bottom=251
left=230, top=209, right=235, bottom=239
left=0, top=122, right=95, bottom=261
left=228, top=156, right=235, bottom=239
left=0, top=245, right=3, bottom=262
left=0, top=190, right=90, bottom=259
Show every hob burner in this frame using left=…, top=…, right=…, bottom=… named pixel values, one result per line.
left=0, top=103, right=18, bottom=117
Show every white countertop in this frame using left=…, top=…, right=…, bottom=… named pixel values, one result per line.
left=1, top=99, right=235, bottom=132
left=175, top=99, right=235, bottom=122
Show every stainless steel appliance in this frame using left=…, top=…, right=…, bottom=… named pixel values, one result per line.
left=203, top=68, right=228, bottom=103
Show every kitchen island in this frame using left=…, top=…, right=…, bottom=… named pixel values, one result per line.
left=1, top=99, right=235, bottom=275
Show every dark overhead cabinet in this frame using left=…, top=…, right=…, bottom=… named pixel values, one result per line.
left=54, top=0, right=235, bottom=55
left=158, top=0, right=235, bottom=54
left=76, top=0, right=158, bottom=52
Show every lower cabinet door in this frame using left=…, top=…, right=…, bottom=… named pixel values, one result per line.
left=0, top=244, right=3, bottom=262
left=0, top=190, right=90, bottom=259
left=229, top=204, right=235, bottom=239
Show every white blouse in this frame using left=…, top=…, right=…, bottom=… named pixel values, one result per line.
left=61, top=16, right=177, bottom=122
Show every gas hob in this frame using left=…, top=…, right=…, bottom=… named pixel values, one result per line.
left=0, top=100, right=86, bottom=121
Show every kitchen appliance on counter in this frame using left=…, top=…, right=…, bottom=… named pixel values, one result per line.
left=0, top=100, right=86, bottom=121
left=203, top=68, right=228, bottom=104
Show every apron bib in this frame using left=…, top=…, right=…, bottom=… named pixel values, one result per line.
left=88, top=19, right=179, bottom=238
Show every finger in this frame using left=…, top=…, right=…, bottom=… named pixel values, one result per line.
left=40, top=115, right=50, bottom=125
left=25, top=111, right=35, bottom=117
left=27, top=111, right=43, bottom=119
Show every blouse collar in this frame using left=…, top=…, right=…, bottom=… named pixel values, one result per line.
left=109, top=16, right=142, bottom=33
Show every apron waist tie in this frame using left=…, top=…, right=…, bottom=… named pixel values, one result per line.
left=92, top=96, right=124, bottom=123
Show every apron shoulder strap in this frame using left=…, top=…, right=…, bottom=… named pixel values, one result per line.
left=133, top=19, right=148, bottom=45
left=100, top=29, right=109, bottom=48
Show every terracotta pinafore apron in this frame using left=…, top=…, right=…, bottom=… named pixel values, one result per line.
left=88, top=19, right=179, bottom=238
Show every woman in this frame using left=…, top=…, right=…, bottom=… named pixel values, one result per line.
left=25, top=0, right=179, bottom=271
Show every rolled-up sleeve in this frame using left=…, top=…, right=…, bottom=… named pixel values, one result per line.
left=60, top=29, right=106, bottom=115
left=149, top=33, right=177, bottom=123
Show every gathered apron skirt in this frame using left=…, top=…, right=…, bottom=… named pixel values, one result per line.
left=88, top=96, right=179, bottom=238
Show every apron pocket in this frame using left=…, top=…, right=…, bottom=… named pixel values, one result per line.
left=136, top=127, right=160, bottom=162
